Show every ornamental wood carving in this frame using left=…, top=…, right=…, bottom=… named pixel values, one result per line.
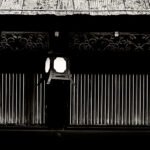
left=0, top=32, right=49, bottom=53
left=69, top=32, right=150, bottom=54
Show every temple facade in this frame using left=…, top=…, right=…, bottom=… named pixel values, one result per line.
left=0, top=0, right=149, bottom=146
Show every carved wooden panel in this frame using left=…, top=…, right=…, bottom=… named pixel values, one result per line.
left=69, top=32, right=150, bottom=54
left=0, top=32, right=49, bottom=52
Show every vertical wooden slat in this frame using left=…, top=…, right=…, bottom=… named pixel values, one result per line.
left=39, top=74, right=42, bottom=124
left=33, top=74, right=36, bottom=124
left=15, top=73, right=18, bottom=124
left=104, top=74, right=107, bottom=125
left=22, top=74, right=25, bottom=124
left=90, top=74, right=93, bottom=125
left=125, top=74, right=128, bottom=125
left=87, top=74, right=90, bottom=125
left=83, top=74, right=86, bottom=124
left=117, top=74, right=120, bottom=125
left=80, top=74, right=83, bottom=125
left=70, top=74, right=72, bottom=125
left=19, top=73, right=21, bottom=124
left=128, top=74, right=131, bottom=125
left=74, top=74, right=77, bottom=125
left=1, top=74, right=3, bottom=124
left=94, top=74, right=96, bottom=125
left=121, top=74, right=124, bottom=125
left=5, top=74, right=7, bottom=124
left=132, top=74, right=135, bottom=125
left=111, top=74, right=114, bottom=125
left=135, top=74, right=138, bottom=125
left=8, top=73, right=11, bottom=123
left=142, top=74, right=145, bottom=125
left=43, top=80, right=46, bottom=124
left=114, top=74, right=117, bottom=125
left=12, top=74, right=14, bottom=124
left=73, top=74, right=76, bottom=125
left=76, top=74, right=79, bottom=125
left=75, top=74, right=77, bottom=125
left=100, top=74, right=104, bottom=125
left=36, top=74, right=39, bottom=124
left=146, top=74, right=149, bottom=125
left=0, top=74, right=1, bottom=123
left=107, top=74, right=110, bottom=125
left=139, top=74, right=142, bottom=125
left=97, top=74, right=100, bottom=125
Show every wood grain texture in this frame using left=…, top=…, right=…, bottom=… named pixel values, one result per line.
left=0, top=0, right=24, bottom=14
left=0, top=0, right=149, bottom=15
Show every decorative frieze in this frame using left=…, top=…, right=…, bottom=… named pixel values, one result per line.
left=69, top=32, right=150, bottom=54
left=0, top=32, right=49, bottom=52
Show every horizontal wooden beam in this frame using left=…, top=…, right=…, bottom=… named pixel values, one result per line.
left=0, top=0, right=149, bottom=15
